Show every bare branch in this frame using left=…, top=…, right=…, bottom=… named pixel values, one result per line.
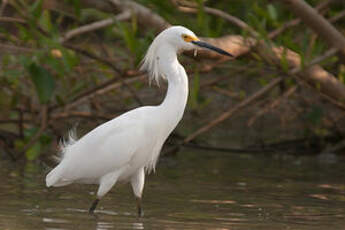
left=0, top=0, right=8, bottom=17
left=51, top=111, right=115, bottom=120
left=247, top=85, right=298, bottom=126
left=268, top=0, right=332, bottom=39
left=329, top=9, right=345, bottom=23
left=107, top=0, right=170, bottom=31
left=0, top=16, right=26, bottom=23
left=183, top=77, right=284, bottom=144
left=61, top=75, right=144, bottom=111
left=61, top=44, right=144, bottom=107
left=177, top=5, right=258, bottom=37
left=280, top=0, right=345, bottom=57
left=60, top=10, right=131, bottom=43
left=183, top=47, right=341, bottom=144
left=178, top=5, right=345, bottom=102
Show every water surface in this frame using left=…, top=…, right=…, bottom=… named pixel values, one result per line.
left=1, top=150, right=345, bottom=229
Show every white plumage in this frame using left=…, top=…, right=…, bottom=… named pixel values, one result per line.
left=45, top=26, right=232, bottom=216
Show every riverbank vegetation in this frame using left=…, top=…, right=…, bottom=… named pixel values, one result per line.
left=1, top=0, right=345, bottom=162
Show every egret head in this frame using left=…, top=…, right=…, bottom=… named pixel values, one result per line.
left=140, top=26, right=232, bottom=85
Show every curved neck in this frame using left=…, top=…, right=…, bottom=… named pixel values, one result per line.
left=157, top=46, right=189, bottom=133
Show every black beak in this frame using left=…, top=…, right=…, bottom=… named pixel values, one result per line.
left=191, top=40, right=233, bottom=57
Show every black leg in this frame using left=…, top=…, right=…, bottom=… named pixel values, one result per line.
left=136, top=197, right=144, bottom=217
left=89, top=198, right=100, bottom=214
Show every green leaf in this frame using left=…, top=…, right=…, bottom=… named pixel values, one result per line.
left=119, top=23, right=136, bottom=53
left=280, top=48, right=289, bottom=73
left=62, top=49, right=79, bottom=71
left=29, top=0, right=43, bottom=19
left=18, top=25, right=33, bottom=41
left=196, top=0, right=209, bottom=36
left=267, top=4, right=277, bottom=21
left=72, top=0, right=81, bottom=18
left=28, top=63, right=55, bottom=104
left=25, top=142, right=41, bottom=161
left=39, top=10, right=53, bottom=32
left=338, top=65, right=345, bottom=84
left=189, top=70, right=200, bottom=110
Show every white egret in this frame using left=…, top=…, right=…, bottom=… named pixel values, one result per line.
left=45, top=26, right=232, bottom=217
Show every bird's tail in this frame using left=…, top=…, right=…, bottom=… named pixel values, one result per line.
left=46, top=129, right=78, bottom=187
left=58, top=128, right=77, bottom=161
left=46, top=163, right=69, bottom=187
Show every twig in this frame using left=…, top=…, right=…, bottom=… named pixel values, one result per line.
left=212, top=86, right=241, bottom=99
left=0, top=0, right=8, bottom=17
left=62, top=44, right=143, bottom=106
left=177, top=5, right=258, bottom=38
left=63, top=43, right=122, bottom=73
left=184, top=77, right=283, bottom=143
left=107, top=0, right=170, bottom=31
left=18, top=107, right=24, bottom=138
left=182, top=143, right=276, bottom=153
left=0, top=43, right=35, bottom=53
left=0, top=119, right=30, bottom=124
left=269, top=18, right=300, bottom=39
left=0, top=16, right=26, bottom=23
left=60, top=10, right=131, bottom=43
left=177, top=2, right=345, bottom=101
left=59, top=75, right=144, bottom=111
left=51, top=111, right=115, bottom=120
left=268, top=0, right=332, bottom=39
left=297, top=75, right=345, bottom=111
left=329, top=9, right=345, bottom=23
left=183, top=47, right=340, bottom=144
left=1, top=6, right=143, bottom=107
left=247, top=85, right=298, bottom=126
left=291, top=47, right=338, bottom=74
left=280, top=0, right=345, bottom=57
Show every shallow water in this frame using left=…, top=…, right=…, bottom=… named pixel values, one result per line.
left=1, top=150, right=345, bottom=230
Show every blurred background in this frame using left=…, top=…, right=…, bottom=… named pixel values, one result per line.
left=1, top=0, right=345, bottom=163
left=1, top=1, right=345, bottom=229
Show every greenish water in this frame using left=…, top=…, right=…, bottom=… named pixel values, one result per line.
left=1, top=150, right=345, bottom=230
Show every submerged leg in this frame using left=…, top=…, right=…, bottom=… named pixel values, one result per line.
left=131, top=168, right=145, bottom=217
left=88, top=170, right=122, bottom=215
left=136, top=197, right=143, bottom=217
left=89, top=198, right=100, bottom=214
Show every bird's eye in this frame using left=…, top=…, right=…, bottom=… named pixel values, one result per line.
left=182, top=34, right=198, bottom=42
left=182, top=34, right=189, bottom=41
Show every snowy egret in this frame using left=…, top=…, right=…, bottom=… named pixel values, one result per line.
left=45, top=26, right=232, bottom=217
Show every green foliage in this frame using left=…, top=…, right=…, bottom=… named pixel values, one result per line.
left=189, top=70, right=200, bottom=110
left=338, top=65, right=345, bottom=84
left=25, top=141, right=41, bottom=161
left=1, top=0, right=344, bottom=161
left=14, top=127, right=52, bottom=161
left=280, top=48, right=289, bottom=73
left=29, top=0, right=43, bottom=19
left=27, top=63, right=55, bottom=104
left=39, top=10, right=53, bottom=33
left=118, top=20, right=152, bottom=65
left=267, top=4, right=278, bottom=22
left=189, top=69, right=211, bottom=111
left=196, top=0, right=209, bottom=36
left=71, top=0, right=81, bottom=18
